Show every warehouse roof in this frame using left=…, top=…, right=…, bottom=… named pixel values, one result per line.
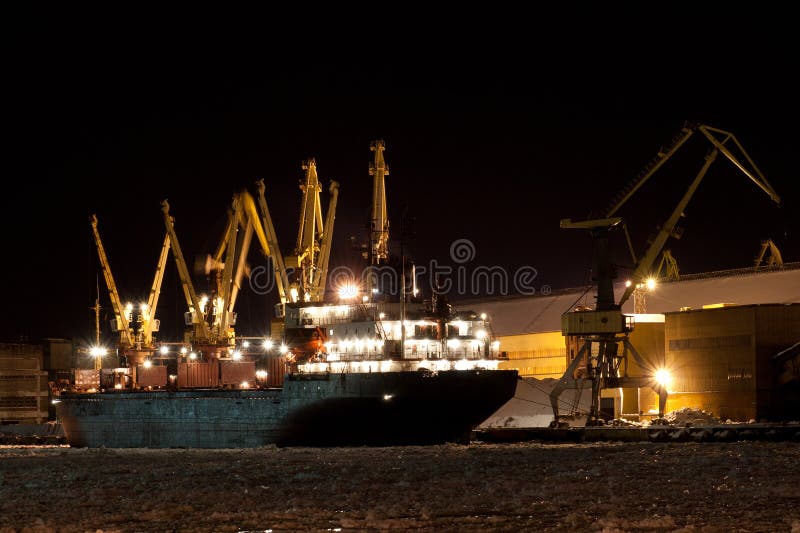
left=457, top=264, right=800, bottom=336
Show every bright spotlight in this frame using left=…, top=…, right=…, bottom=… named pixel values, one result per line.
left=159, top=346, right=169, bottom=355
left=646, top=278, right=657, bottom=291
left=263, top=339, right=274, bottom=351
left=654, top=368, right=672, bottom=388
left=89, top=346, right=107, bottom=357
left=232, top=351, right=242, bottom=360
left=625, top=280, right=632, bottom=288
left=143, top=360, right=152, bottom=368
left=338, top=284, right=358, bottom=300
left=279, top=344, right=289, bottom=354
left=242, top=340, right=250, bottom=349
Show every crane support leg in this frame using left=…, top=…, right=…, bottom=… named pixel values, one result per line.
left=550, top=339, right=591, bottom=425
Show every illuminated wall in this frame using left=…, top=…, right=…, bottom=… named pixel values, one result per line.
left=497, top=331, right=566, bottom=379
left=664, top=304, right=800, bottom=421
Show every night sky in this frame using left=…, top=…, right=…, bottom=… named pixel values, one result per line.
left=4, top=14, right=798, bottom=343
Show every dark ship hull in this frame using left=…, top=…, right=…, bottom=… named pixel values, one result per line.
left=56, top=369, right=519, bottom=448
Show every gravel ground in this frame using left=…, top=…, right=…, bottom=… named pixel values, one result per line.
left=1, top=441, right=799, bottom=532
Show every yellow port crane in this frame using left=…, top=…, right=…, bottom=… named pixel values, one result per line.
left=551, top=122, right=781, bottom=425
left=90, top=214, right=170, bottom=369
left=284, top=159, right=340, bottom=303
left=204, top=185, right=294, bottom=337
left=254, top=178, right=291, bottom=311
left=163, top=180, right=297, bottom=350
left=161, top=200, right=212, bottom=345
left=90, top=215, right=133, bottom=349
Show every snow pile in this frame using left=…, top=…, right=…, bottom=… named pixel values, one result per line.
left=479, top=378, right=592, bottom=429
left=610, top=418, right=648, bottom=427
left=664, top=407, right=721, bottom=426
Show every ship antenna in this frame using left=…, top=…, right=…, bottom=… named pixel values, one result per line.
left=89, top=275, right=102, bottom=370
left=399, top=207, right=407, bottom=358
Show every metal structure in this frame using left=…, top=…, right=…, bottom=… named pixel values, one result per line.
left=254, top=179, right=291, bottom=312
left=632, top=250, right=680, bottom=313
left=90, top=214, right=170, bottom=352
left=550, top=122, right=782, bottom=425
left=369, top=140, right=390, bottom=265
left=284, top=159, right=339, bottom=303
left=754, top=238, right=784, bottom=268
left=655, top=249, right=680, bottom=281
left=163, top=186, right=285, bottom=348
left=161, top=200, right=212, bottom=344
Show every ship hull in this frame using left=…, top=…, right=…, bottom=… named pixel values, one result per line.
left=56, top=370, right=518, bottom=448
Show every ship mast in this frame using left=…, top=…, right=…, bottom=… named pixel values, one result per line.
left=90, top=276, right=102, bottom=370
left=91, top=276, right=101, bottom=347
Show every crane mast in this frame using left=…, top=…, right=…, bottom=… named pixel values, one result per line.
left=188, top=183, right=297, bottom=348
left=215, top=195, right=251, bottom=341
left=369, top=139, right=390, bottom=265
left=316, top=180, right=339, bottom=302
left=90, top=215, right=134, bottom=348
left=161, top=200, right=212, bottom=343
left=551, top=122, right=782, bottom=425
left=142, top=233, right=170, bottom=347
left=286, top=159, right=339, bottom=302
left=255, top=179, right=291, bottom=309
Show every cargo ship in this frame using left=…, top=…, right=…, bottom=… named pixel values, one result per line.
left=56, top=299, right=518, bottom=447
left=55, top=140, right=518, bottom=447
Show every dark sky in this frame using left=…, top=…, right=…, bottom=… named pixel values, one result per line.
left=4, top=14, right=798, bottom=343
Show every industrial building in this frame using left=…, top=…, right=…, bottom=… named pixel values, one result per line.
left=0, top=343, right=50, bottom=424
left=467, top=263, right=800, bottom=422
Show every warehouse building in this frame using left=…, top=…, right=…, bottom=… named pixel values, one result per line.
left=468, top=264, right=800, bottom=422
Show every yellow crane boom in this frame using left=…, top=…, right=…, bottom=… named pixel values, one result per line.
left=285, top=159, right=339, bottom=302
left=255, top=179, right=290, bottom=306
left=161, top=200, right=211, bottom=343
left=142, top=232, right=170, bottom=346
left=316, top=180, right=339, bottom=302
left=615, top=124, right=781, bottom=307
left=90, top=214, right=134, bottom=347
left=369, top=140, right=390, bottom=264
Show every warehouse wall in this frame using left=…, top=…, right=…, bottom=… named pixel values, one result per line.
left=497, top=331, right=566, bottom=379
left=0, top=343, right=49, bottom=424
left=664, top=304, right=800, bottom=421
